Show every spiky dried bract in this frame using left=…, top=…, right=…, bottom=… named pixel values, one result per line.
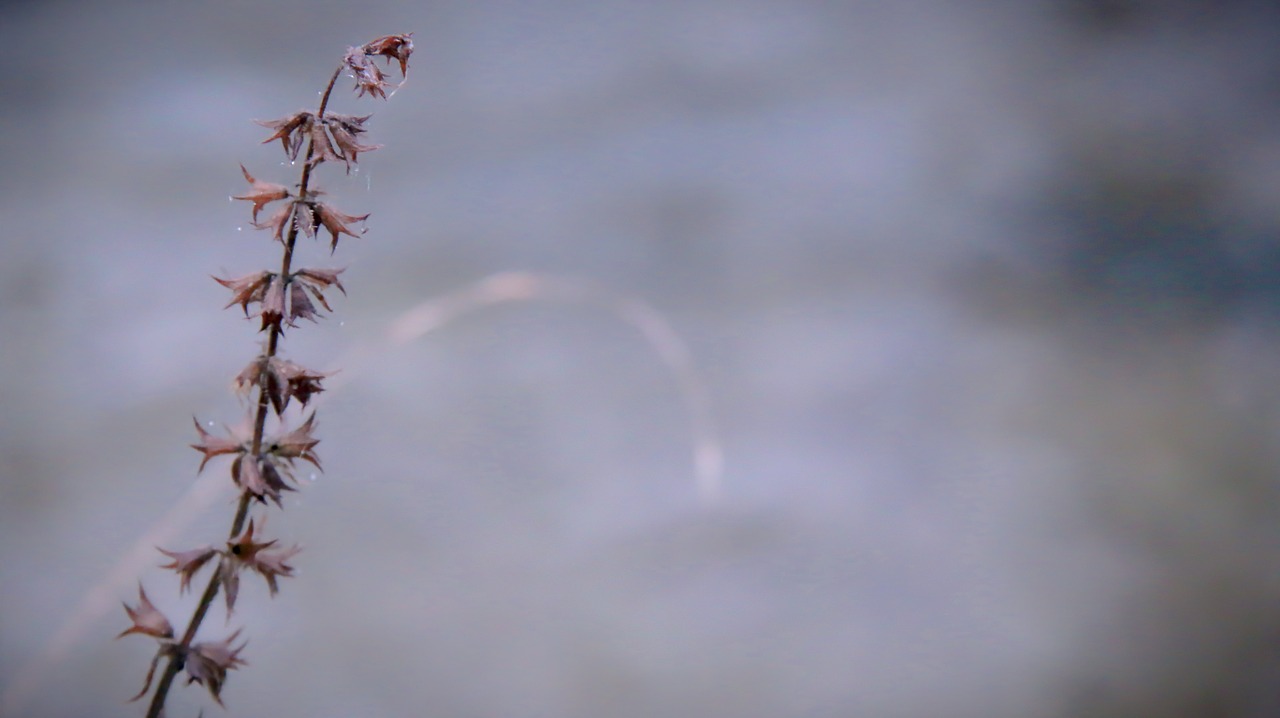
left=294, top=267, right=347, bottom=295
left=344, top=46, right=389, bottom=99
left=252, top=201, right=297, bottom=242
left=190, top=419, right=247, bottom=473
left=288, top=282, right=319, bottom=324
left=118, top=585, right=174, bottom=640
left=272, top=358, right=329, bottom=407
left=267, top=413, right=322, bottom=470
left=158, top=546, right=219, bottom=593
left=251, top=543, right=301, bottom=595
left=186, top=630, right=247, bottom=707
left=313, top=201, right=368, bottom=252
left=232, top=165, right=291, bottom=222
left=214, top=271, right=274, bottom=316
left=223, top=518, right=301, bottom=598
left=325, top=114, right=381, bottom=171
left=219, top=519, right=275, bottom=611
left=255, top=111, right=313, bottom=160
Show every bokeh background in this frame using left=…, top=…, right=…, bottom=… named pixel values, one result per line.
left=4, top=1, right=1280, bottom=716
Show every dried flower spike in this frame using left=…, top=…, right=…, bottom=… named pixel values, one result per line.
left=124, top=34, right=411, bottom=716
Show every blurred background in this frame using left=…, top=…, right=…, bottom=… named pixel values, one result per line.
left=3, top=1, right=1280, bottom=716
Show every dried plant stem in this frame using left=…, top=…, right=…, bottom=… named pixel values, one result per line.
left=142, top=62, right=346, bottom=718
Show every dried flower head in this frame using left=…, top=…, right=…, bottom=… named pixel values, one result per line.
left=344, top=33, right=414, bottom=98
left=364, top=33, right=414, bottom=77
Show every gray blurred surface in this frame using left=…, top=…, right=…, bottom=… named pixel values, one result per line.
left=3, top=2, right=1280, bottom=716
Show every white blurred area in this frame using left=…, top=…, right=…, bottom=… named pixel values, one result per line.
left=3, top=1, right=1280, bottom=716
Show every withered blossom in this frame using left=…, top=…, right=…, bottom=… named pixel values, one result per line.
left=344, top=47, right=389, bottom=99
left=364, top=33, right=414, bottom=78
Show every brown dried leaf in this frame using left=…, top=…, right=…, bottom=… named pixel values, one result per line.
left=231, top=165, right=290, bottom=222
left=117, top=584, right=174, bottom=640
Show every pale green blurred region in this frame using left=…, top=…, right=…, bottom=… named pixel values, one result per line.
left=3, top=1, right=1280, bottom=716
